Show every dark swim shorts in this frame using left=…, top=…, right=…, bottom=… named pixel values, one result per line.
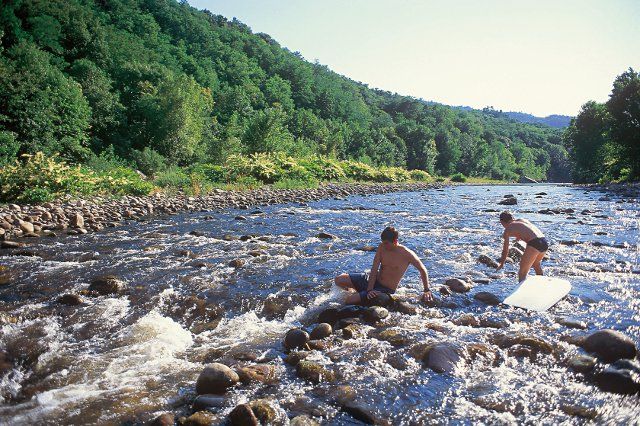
left=527, top=237, right=549, bottom=252
left=348, top=272, right=396, bottom=303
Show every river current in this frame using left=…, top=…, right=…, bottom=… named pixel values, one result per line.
left=0, top=184, right=638, bottom=425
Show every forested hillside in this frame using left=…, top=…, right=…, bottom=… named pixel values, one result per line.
left=0, top=0, right=571, bottom=183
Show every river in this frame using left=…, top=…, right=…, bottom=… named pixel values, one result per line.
left=0, top=184, right=638, bottom=425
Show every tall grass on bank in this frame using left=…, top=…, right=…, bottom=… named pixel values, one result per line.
left=0, top=152, right=434, bottom=204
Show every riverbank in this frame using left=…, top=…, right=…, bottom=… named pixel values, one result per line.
left=0, top=182, right=439, bottom=243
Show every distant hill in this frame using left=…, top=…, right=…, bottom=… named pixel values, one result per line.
left=447, top=105, right=572, bottom=128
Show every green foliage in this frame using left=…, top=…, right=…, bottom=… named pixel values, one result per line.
left=409, top=169, right=432, bottom=181
left=132, top=147, right=168, bottom=177
left=154, top=165, right=191, bottom=188
left=450, top=173, right=467, bottom=183
left=0, top=152, right=151, bottom=204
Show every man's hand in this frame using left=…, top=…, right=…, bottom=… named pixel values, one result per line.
left=496, top=262, right=505, bottom=271
left=367, top=290, right=379, bottom=299
left=422, top=290, right=433, bottom=302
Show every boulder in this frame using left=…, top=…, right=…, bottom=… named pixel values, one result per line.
left=309, top=323, right=332, bottom=340
left=581, top=329, right=637, bottom=362
left=290, top=415, right=320, bottom=426
left=88, top=275, right=124, bottom=295
left=284, top=328, right=310, bottom=350
left=193, top=394, right=226, bottom=411
left=341, top=402, right=382, bottom=425
left=363, top=306, right=389, bottom=322
left=195, top=363, right=240, bottom=394
left=229, top=404, right=258, bottom=426
left=70, top=213, right=84, bottom=228
left=249, top=399, right=278, bottom=425
left=567, top=354, right=596, bottom=373
left=392, top=299, right=417, bottom=315
left=296, top=361, right=335, bottom=383
left=57, top=294, right=83, bottom=306
left=236, top=364, right=278, bottom=385
left=1, top=241, right=23, bottom=249
left=478, top=255, right=499, bottom=268
left=182, top=411, right=216, bottom=426
left=148, top=413, right=175, bottom=426
left=423, top=343, right=462, bottom=373
left=316, top=232, right=337, bottom=239
left=18, top=220, right=34, bottom=233
left=474, top=291, right=500, bottom=305
left=445, top=278, right=472, bottom=293
left=594, top=366, right=640, bottom=394
left=363, top=292, right=392, bottom=307
left=498, top=197, right=517, bottom=206
left=229, top=259, right=245, bottom=268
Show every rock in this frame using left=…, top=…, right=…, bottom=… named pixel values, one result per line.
left=309, top=323, right=332, bottom=340
left=70, top=213, right=84, bottom=228
left=567, top=354, right=596, bottom=373
left=290, top=415, right=319, bottom=426
left=423, top=344, right=462, bottom=373
left=193, top=394, right=226, bottom=411
left=284, top=351, right=309, bottom=366
left=316, top=232, right=336, bottom=239
left=57, top=294, right=83, bottom=306
left=363, top=292, right=392, bottom=307
left=18, top=220, right=34, bottom=233
left=284, top=328, right=310, bottom=350
left=445, top=278, right=472, bottom=293
left=195, top=363, right=240, bottom=394
left=148, top=413, right=175, bottom=426
left=342, top=324, right=365, bottom=339
left=182, top=411, right=216, bottom=426
left=560, top=404, right=597, bottom=420
left=478, top=255, right=499, bottom=268
left=236, top=364, right=278, bottom=385
left=453, top=314, right=480, bottom=327
left=474, top=291, right=500, bottom=305
left=341, top=402, right=383, bottom=425
left=296, top=360, right=335, bottom=383
left=594, top=366, right=640, bottom=394
left=498, top=197, right=517, bottom=206
left=581, top=329, right=637, bottom=362
left=189, top=230, right=205, bottom=237
left=249, top=399, right=279, bottom=425
left=88, top=275, right=124, bottom=295
left=229, top=404, right=258, bottom=426
left=318, top=308, right=340, bottom=324
left=327, top=385, right=357, bottom=405
left=555, top=316, right=587, bottom=329
left=235, top=216, right=247, bottom=221
left=363, top=306, right=389, bottom=322
left=369, top=329, right=409, bottom=347
left=494, top=334, right=554, bottom=356
left=1, top=241, right=23, bottom=249
left=508, top=247, right=523, bottom=261
left=229, top=259, right=245, bottom=268
left=392, top=299, right=417, bottom=315
left=357, top=245, right=377, bottom=252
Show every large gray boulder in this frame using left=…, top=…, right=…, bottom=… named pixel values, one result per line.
left=581, top=329, right=637, bottom=362
left=195, top=363, right=239, bottom=394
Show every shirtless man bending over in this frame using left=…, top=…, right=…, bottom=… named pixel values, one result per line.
left=334, top=226, right=433, bottom=304
left=496, top=211, right=549, bottom=283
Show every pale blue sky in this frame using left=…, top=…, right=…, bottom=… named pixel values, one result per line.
left=188, top=0, right=640, bottom=116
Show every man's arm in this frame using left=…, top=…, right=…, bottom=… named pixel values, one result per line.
left=497, top=232, right=510, bottom=270
left=407, top=249, right=433, bottom=302
left=367, top=246, right=382, bottom=291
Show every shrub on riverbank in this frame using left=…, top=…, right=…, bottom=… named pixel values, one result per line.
left=450, top=173, right=467, bottom=182
left=0, top=153, right=153, bottom=203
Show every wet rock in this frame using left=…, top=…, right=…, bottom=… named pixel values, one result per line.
left=369, top=328, right=409, bottom=347
left=363, top=306, right=389, bottom=322
left=316, top=231, right=337, bottom=239
left=594, top=365, right=640, bottom=394
left=342, top=324, right=366, bottom=340
left=363, top=292, right=392, bottom=307
left=466, top=343, right=497, bottom=362
left=88, top=275, right=124, bottom=295
left=18, top=220, right=34, bottom=233
left=284, top=328, right=310, bottom=350
left=196, top=363, right=240, bottom=394
left=1, top=241, right=23, bottom=249
left=284, top=351, right=309, bottom=366
left=249, top=399, right=279, bottom=424
left=392, top=299, right=417, bottom=315
left=479, top=317, right=509, bottom=329
left=474, top=291, right=500, bottom=305
left=555, top=316, right=587, bottom=329
left=0, top=351, right=13, bottom=375
left=236, top=364, right=278, bottom=385
left=478, top=255, right=499, bottom=268
left=581, top=329, right=637, bottom=362
left=341, top=402, right=385, bottom=425
left=309, top=323, right=332, bottom=340
left=193, top=394, right=226, bottom=411
left=229, top=259, right=245, bottom=268
left=235, top=216, right=247, bottom=221
left=567, top=354, right=596, bottom=373
left=70, top=213, right=84, bottom=228
left=560, top=404, right=597, bottom=420
left=357, top=245, right=377, bottom=252
left=229, top=404, right=258, bottom=426
left=438, top=286, right=452, bottom=296
left=307, top=340, right=331, bottom=351
left=498, top=197, right=517, bottom=206
left=318, top=307, right=340, bottom=324
left=327, top=385, right=357, bottom=405
left=494, top=334, right=554, bottom=356
left=296, top=360, right=335, bottom=383
left=445, top=278, right=472, bottom=293
left=182, top=411, right=216, bottom=426
left=453, top=314, right=480, bottom=327
left=148, top=413, right=175, bottom=426
left=289, top=415, right=319, bottom=426
left=57, top=294, right=83, bottom=306
left=189, top=230, right=205, bottom=237
left=423, top=343, right=462, bottom=373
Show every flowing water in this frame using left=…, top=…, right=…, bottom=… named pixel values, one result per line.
left=0, top=184, right=638, bottom=425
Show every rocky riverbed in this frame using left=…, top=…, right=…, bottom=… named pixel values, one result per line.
left=0, top=183, right=638, bottom=425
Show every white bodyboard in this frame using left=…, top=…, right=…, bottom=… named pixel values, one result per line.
left=503, top=275, right=571, bottom=312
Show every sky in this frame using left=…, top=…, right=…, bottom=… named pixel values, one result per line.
left=187, top=0, right=640, bottom=117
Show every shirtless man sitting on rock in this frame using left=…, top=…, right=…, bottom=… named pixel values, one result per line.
left=334, top=226, right=433, bottom=304
left=496, top=211, right=549, bottom=282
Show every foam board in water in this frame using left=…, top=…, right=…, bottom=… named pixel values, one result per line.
left=503, top=275, right=572, bottom=312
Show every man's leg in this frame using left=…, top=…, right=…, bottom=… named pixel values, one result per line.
left=518, top=246, right=539, bottom=282
left=532, top=251, right=545, bottom=275
left=335, top=273, right=355, bottom=290
left=344, top=292, right=363, bottom=304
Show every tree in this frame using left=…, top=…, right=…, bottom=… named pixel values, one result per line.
left=606, top=68, right=640, bottom=178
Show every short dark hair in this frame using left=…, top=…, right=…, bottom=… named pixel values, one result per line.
left=381, top=226, right=399, bottom=242
left=499, top=211, right=514, bottom=223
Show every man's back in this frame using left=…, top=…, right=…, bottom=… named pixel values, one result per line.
left=505, top=219, right=544, bottom=242
left=378, top=244, right=412, bottom=290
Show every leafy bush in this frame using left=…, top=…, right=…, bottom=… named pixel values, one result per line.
left=189, top=163, right=225, bottom=183
left=340, top=160, right=378, bottom=181
left=85, top=145, right=132, bottom=172
left=154, top=166, right=191, bottom=188
left=450, top=173, right=467, bottom=182
left=0, top=152, right=152, bottom=203
left=272, top=177, right=318, bottom=189
left=298, top=156, right=346, bottom=181
left=133, top=147, right=167, bottom=177
left=409, top=169, right=431, bottom=181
